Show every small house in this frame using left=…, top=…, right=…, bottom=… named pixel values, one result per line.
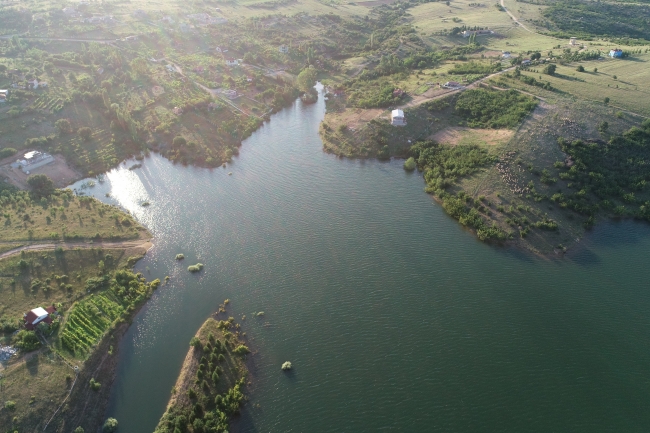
left=609, top=49, right=623, bottom=58
left=225, top=58, right=239, bottom=67
left=569, top=37, right=577, bottom=46
left=246, top=76, right=253, bottom=82
left=462, top=29, right=493, bottom=38
left=502, top=51, right=511, bottom=59
left=391, top=109, right=406, bottom=126
left=521, top=58, right=531, bottom=65
left=279, top=45, right=289, bottom=54
left=443, top=81, right=461, bottom=89
left=24, top=306, right=56, bottom=330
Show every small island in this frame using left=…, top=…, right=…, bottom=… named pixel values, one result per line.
left=154, top=316, right=250, bottom=433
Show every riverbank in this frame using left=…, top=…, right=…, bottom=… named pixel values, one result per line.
left=154, top=311, right=250, bottom=433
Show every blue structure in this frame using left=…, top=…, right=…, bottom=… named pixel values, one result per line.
left=609, top=49, right=623, bottom=58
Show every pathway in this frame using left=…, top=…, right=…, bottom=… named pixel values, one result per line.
left=0, top=239, right=152, bottom=261
left=500, top=0, right=533, bottom=33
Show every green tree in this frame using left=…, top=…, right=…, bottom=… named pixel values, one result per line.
left=78, top=127, right=92, bottom=141
left=55, top=118, right=72, bottom=135
left=27, top=174, right=54, bottom=197
left=296, top=67, right=318, bottom=93
left=576, top=65, right=585, bottom=72
left=543, top=64, right=556, bottom=75
left=103, top=418, right=118, bottom=433
left=598, top=121, right=608, bottom=134
left=604, top=97, right=610, bottom=105
left=172, top=136, right=187, bottom=148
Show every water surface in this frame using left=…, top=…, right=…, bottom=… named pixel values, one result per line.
left=72, top=89, right=650, bottom=432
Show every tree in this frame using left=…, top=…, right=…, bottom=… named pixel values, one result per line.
left=74, top=428, right=84, bottom=433
left=27, top=174, right=54, bottom=197
left=531, top=52, right=541, bottom=61
left=55, top=118, right=72, bottom=135
left=172, top=136, right=186, bottom=148
left=598, top=121, right=609, bottom=134
left=296, top=66, right=318, bottom=93
left=103, top=418, right=118, bottom=433
left=543, top=64, right=556, bottom=75
left=78, top=126, right=92, bottom=141
left=604, top=97, right=610, bottom=105
left=576, top=65, right=585, bottom=72
left=593, top=67, right=598, bottom=73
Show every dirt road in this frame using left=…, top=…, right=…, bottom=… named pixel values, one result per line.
left=0, top=240, right=153, bottom=261
left=500, top=0, right=533, bottom=33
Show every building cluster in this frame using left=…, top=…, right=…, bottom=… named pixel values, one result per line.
left=10, top=151, right=55, bottom=174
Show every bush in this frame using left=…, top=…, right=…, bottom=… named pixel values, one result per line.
left=281, top=361, right=292, bottom=370
left=5, top=400, right=16, bottom=411
left=454, top=89, right=537, bottom=129
left=27, top=174, right=54, bottom=197
left=0, top=147, right=17, bottom=159
left=74, top=428, right=85, bottom=433
left=172, top=136, right=186, bottom=148
left=188, top=263, right=204, bottom=273
left=233, top=345, right=250, bottom=355
left=13, top=330, right=40, bottom=351
left=55, top=118, right=72, bottom=134
left=543, top=64, right=556, bottom=76
left=90, top=378, right=101, bottom=391
left=403, top=157, right=416, bottom=171
left=175, top=253, right=184, bottom=260
left=576, top=65, right=585, bottom=72
left=103, top=418, right=118, bottom=433
left=78, top=127, right=92, bottom=141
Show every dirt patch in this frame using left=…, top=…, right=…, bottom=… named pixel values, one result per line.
left=430, top=127, right=514, bottom=146
left=0, top=154, right=82, bottom=189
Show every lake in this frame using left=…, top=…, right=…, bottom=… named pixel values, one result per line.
left=70, top=86, right=650, bottom=432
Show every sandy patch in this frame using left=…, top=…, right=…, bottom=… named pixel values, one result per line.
left=356, top=0, right=399, bottom=6
left=430, top=127, right=514, bottom=146
left=0, top=154, right=82, bottom=189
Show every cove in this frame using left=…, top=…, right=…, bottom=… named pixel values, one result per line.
left=69, top=87, right=650, bottom=432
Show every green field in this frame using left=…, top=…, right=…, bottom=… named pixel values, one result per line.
left=519, top=54, right=650, bottom=116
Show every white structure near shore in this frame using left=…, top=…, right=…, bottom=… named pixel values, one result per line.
left=391, top=109, right=406, bottom=126
left=10, top=151, right=55, bottom=173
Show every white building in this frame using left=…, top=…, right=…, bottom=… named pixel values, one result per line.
left=279, top=45, right=289, bottom=54
left=391, top=109, right=406, bottom=126
left=569, top=37, right=577, bottom=46
left=225, top=58, right=239, bottom=67
left=11, top=151, right=55, bottom=173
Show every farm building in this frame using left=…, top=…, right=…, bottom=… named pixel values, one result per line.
left=443, top=81, right=462, bottom=89
left=11, top=151, right=55, bottom=173
left=609, top=49, right=623, bottom=58
left=391, top=109, right=406, bottom=126
left=462, top=29, right=493, bottom=38
left=225, top=58, right=240, bottom=66
left=23, top=306, right=56, bottom=330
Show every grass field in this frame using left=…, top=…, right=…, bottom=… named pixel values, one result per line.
left=518, top=54, right=650, bottom=116
left=0, top=191, right=147, bottom=242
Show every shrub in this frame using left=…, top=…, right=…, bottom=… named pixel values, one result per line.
left=0, top=147, right=17, bottom=158
left=172, top=136, right=186, bottom=148
left=74, top=428, right=85, bottom=433
left=5, top=400, right=16, bottom=411
left=576, top=65, right=585, bottom=72
left=188, top=263, right=204, bottom=272
left=233, top=345, right=250, bottom=355
left=103, top=418, right=118, bottom=433
left=55, top=118, right=72, bottom=134
left=281, top=361, right=292, bottom=370
left=90, top=378, right=101, bottom=391
left=78, top=126, right=92, bottom=141
left=27, top=174, right=54, bottom=197
left=13, top=330, right=40, bottom=351
left=175, top=253, right=184, bottom=260
left=403, top=157, right=416, bottom=171
left=454, top=89, right=537, bottom=128
left=190, top=336, right=202, bottom=349
left=543, top=64, right=556, bottom=75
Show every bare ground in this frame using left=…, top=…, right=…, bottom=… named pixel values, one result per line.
left=0, top=154, right=83, bottom=188
left=430, top=126, right=514, bottom=146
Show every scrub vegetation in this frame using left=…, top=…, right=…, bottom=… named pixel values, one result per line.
left=154, top=316, right=249, bottom=433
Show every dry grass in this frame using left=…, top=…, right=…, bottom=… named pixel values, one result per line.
left=430, top=126, right=514, bottom=146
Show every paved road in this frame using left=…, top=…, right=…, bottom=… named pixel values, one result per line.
left=0, top=240, right=152, bottom=260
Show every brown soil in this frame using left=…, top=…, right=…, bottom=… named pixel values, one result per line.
left=0, top=153, right=82, bottom=188
left=430, top=127, right=514, bottom=146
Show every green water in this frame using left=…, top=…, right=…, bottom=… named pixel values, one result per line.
left=72, top=88, right=650, bottom=432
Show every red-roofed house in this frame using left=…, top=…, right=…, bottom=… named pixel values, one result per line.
left=24, top=306, right=56, bottom=330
